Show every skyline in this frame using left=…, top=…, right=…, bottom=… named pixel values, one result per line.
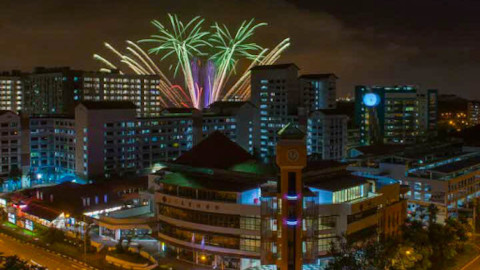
left=2, top=0, right=480, bottom=99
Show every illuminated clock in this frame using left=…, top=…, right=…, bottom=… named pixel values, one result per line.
left=287, top=149, right=299, bottom=161
left=363, top=93, right=380, bottom=107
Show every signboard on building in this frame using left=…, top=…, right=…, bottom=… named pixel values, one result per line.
left=0, top=198, right=6, bottom=207
left=8, top=213, right=16, bottom=224
left=25, top=219, right=34, bottom=231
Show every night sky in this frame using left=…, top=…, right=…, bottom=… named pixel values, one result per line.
left=1, top=0, right=480, bottom=99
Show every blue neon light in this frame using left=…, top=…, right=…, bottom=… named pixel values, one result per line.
left=286, top=219, right=298, bottom=226
left=286, top=195, right=298, bottom=200
left=363, top=93, right=380, bottom=107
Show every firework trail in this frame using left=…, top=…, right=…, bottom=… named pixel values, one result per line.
left=93, top=14, right=290, bottom=109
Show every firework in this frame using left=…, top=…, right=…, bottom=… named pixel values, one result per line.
left=93, top=14, right=290, bottom=109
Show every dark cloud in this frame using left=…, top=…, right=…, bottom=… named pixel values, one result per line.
left=1, top=0, right=479, bottom=98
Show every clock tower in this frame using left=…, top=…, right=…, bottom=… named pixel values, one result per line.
left=275, top=123, right=307, bottom=270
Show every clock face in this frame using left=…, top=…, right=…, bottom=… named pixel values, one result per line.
left=363, top=93, right=380, bottom=107
left=287, top=149, right=299, bottom=161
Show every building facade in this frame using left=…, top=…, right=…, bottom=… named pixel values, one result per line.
left=250, top=64, right=302, bottom=162
left=16, top=67, right=162, bottom=117
left=29, top=116, right=76, bottom=184
left=468, top=101, right=480, bottom=126
left=299, top=74, right=337, bottom=111
left=307, top=110, right=348, bottom=160
left=355, top=85, right=438, bottom=145
left=260, top=127, right=406, bottom=269
left=202, top=101, right=256, bottom=152
left=153, top=133, right=268, bottom=270
left=348, top=142, right=480, bottom=223
left=0, top=71, right=23, bottom=113
left=0, top=111, right=21, bottom=177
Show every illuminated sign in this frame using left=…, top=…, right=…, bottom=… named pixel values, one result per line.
left=8, top=213, right=16, bottom=224
left=25, top=219, right=34, bottom=231
left=363, top=93, right=380, bottom=107
left=0, top=198, right=6, bottom=207
left=285, top=219, right=298, bottom=226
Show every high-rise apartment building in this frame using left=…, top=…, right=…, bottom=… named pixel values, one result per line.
left=0, top=111, right=21, bottom=177
left=418, top=89, right=438, bottom=132
left=0, top=71, right=23, bottom=112
left=468, top=101, right=480, bottom=126
left=250, top=64, right=346, bottom=162
left=307, top=110, right=348, bottom=160
left=19, top=67, right=163, bottom=117
left=29, top=116, right=76, bottom=183
left=354, top=85, right=438, bottom=145
left=202, top=101, right=256, bottom=152
left=299, top=73, right=337, bottom=111
left=251, top=64, right=302, bottom=162
left=80, top=71, right=163, bottom=117
left=23, top=67, right=81, bottom=115
left=28, top=103, right=202, bottom=181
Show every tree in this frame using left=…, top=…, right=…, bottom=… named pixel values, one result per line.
left=115, top=237, right=125, bottom=254
left=388, top=244, right=425, bottom=270
left=402, top=221, right=433, bottom=270
left=325, top=239, right=364, bottom=270
left=427, top=204, right=438, bottom=226
left=428, top=222, right=457, bottom=269
left=0, top=209, right=6, bottom=221
left=8, top=166, right=22, bottom=190
left=0, top=254, right=46, bottom=270
left=326, top=203, right=470, bottom=270
left=43, top=227, right=65, bottom=244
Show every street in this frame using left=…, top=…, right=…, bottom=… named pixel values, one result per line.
left=0, top=233, right=88, bottom=270
left=462, top=254, right=480, bottom=270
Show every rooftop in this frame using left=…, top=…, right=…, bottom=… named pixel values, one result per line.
left=160, top=108, right=200, bottom=115
left=174, top=131, right=254, bottom=170
left=23, top=202, right=62, bottom=221
left=299, top=73, right=338, bottom=79
left=207, top=101, right=251, bottom=109
left=305, top=171, right=368, bottom=192
left=160, top=171, right=267, bottom=192
left=352, top=144, right=407, bottom=157
left=304, top=160, right=346, bottom=172
left=428, top=155, right=480, bottom=174
left=17, top=179, right=147, bottom=216
left=250, top=63, right=299, bottom=71
left=0, top=110, right=16, bottom=117
left=79, top=101, right=137, bottom=110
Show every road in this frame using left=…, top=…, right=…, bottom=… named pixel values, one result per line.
left=0, top=234, right=88, bottom=270
left=462, top=254, right=480, bottom=270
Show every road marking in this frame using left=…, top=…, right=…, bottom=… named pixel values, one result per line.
left=461, top=254, right=480, bottom=270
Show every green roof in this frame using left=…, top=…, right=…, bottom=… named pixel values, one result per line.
left=230, top=162, right=276, bottom=175
left=162, top=172, right=204, bottom=189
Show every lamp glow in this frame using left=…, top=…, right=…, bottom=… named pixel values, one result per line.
left=363, top=93, right=380, bottom=107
